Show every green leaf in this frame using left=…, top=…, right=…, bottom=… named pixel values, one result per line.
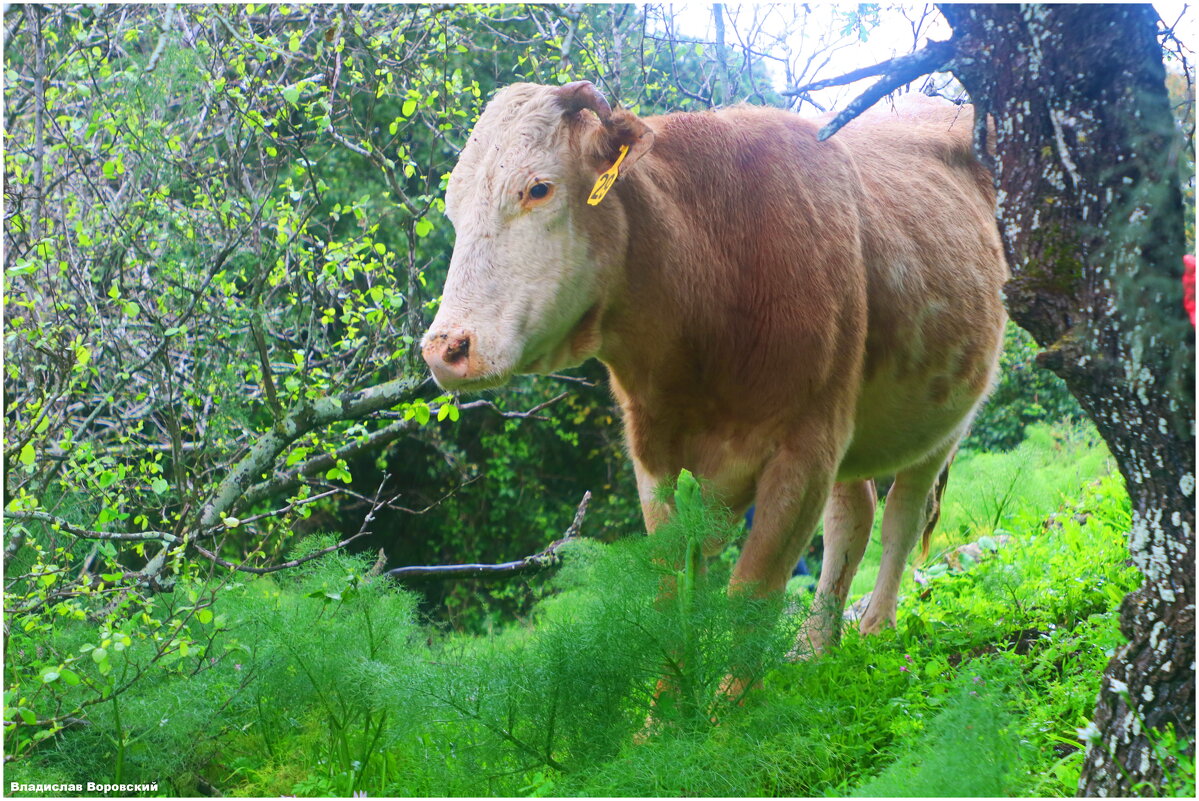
left=414, top=218, right=433, bottom=238
left=282, top=85, right=301, bottom=106
left=401, top=99, right=417, bottom=117
left=197, top=608, right=213, bottom=625
left=18, top=442, right=35, bottom=466
left=97, top=470, right=117, bottom=488
left=19, top=708, right=36, bottom=725
left=91, top=647, right=108, bottom=664
left=7, top=258, right=39, bottom=276
left=42, top=671, right=60, bottom=684
left=60, top=669, right=81, bottom=686
left=151, top=477, right=169, bottom=494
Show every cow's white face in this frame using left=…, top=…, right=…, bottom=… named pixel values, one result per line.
left=421, top=82, right=652, bottom=391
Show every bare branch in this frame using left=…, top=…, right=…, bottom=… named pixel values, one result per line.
left=238, top=419, right=416, bottom=510
left=811, top=39, right=957, bottom=141
left=386, top=491, right=591, bottom=580
left=143, top=3, right=177, bottom=74
left=198, top=375, right=426, bottom=528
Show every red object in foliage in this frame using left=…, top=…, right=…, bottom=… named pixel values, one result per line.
left=1184, top=255, right=1196, bottom=326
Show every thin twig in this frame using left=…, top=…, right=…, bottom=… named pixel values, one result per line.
left=454, top=391, right=571, bottom=421
left=192, top=528, right=375, bottom=575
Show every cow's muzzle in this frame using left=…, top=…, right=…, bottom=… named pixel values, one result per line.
left=421, top=328, right=477, bottom=388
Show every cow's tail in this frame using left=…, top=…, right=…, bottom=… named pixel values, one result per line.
left=920, top=454, right=955, bottom=561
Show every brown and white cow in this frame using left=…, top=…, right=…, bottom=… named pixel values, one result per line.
left=422, top=81, right=1007, bottom=652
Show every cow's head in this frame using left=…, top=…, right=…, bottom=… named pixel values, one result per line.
left=421, top=81, right=654, bottom=390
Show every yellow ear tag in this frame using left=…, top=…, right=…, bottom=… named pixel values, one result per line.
left=587, top=145, right=630, bottom=206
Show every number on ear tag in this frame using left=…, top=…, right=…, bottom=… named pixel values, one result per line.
left=587, top=145, right=630, bottom=206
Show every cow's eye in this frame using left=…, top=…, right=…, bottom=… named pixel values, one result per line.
left=528, top=182, right=551, bottom=200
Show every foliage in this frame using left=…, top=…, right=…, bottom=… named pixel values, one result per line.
left=2, top=2, right=821, bottom=664
left=963, top=322, right=1085, bottom=452
left=9, top=421, right=1187, bottom=797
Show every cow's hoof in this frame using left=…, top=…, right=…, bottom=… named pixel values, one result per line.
left=790, top=619, right=841, bottom=660
left=857, top=613, right=897, bottom=636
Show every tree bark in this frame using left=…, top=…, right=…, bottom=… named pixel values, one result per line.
left=938, top=4, right=1195, bottom=795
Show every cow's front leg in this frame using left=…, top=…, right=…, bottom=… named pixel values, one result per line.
left=730, top=449, right=836, bottom=598
left=632, top=454, right=672, bottom=533
left=717, top=446, right=835, bottom=703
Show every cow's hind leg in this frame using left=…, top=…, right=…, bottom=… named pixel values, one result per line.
left=794, top=479, right=876, bottom=656
left=858, top=442, right=956, bottom=634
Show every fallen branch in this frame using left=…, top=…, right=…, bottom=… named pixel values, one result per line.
left=386, top=491, right=591, bottom=580
left=795, top=38, right=957, bottom=142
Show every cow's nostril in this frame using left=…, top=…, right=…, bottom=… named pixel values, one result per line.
left=444, top=335, right=471, bottom=365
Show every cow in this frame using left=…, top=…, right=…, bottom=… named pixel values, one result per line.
left=421, top=80, right=1007, bottom=654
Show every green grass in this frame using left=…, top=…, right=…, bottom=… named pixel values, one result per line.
left=843, top=420, right=1113, bottom=601
left=7, top=421, right=1192, bottom=797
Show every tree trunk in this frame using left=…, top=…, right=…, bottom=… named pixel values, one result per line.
left=939, top=4, right=1195, bottom=795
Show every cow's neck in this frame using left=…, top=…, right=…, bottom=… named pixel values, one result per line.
left=595, top=164, right=694, bottom=399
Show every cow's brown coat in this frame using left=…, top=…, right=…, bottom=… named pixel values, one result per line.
left=423, top=83, right=1007, bottom=649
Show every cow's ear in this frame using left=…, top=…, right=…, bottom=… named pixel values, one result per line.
left=555, top=81, right=654, bottom=175
left=600, top=111, right=654, bottom=175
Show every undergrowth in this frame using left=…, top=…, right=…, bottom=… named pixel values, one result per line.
left=846, top=420, right=1113, bottom=599
left=7, top=425, right=1192, bottom=797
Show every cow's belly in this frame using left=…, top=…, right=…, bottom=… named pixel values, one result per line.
left=836, top=358, right=995, bottom=480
